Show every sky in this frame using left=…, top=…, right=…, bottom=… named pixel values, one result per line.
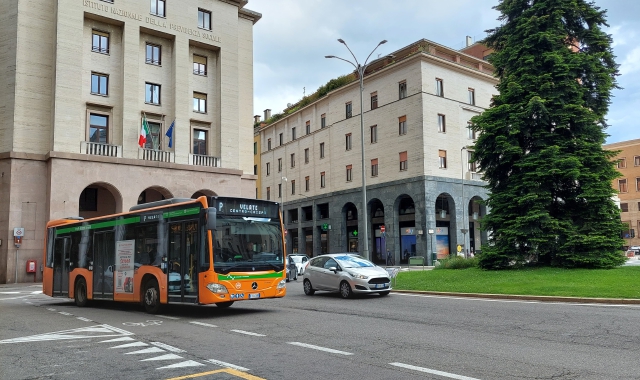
left=249, top=0, right=640, bottom=144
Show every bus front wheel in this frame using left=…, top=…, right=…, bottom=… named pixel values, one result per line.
left=143, top=279, right=160, bottom=314
left=75, top=278, right=88, bottom=307
left=215, top=301, right=234, bottom=308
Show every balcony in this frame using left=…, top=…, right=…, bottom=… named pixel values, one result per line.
left=81, top=141, right=122, bottom=157
left=465, top=171, right=482, bottom=180
left=138, top=148, right=174, bottom=163
left=189, top=153, right=221, bottom=167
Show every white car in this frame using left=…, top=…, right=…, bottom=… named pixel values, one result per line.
left=288, top=254, right=309, bottom=275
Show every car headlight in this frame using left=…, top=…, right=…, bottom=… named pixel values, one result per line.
left=277, top=279, right=287, bottom=289
left=206, top=283, right=229, bottom=294
left=348, top=272, right=368, bottom=280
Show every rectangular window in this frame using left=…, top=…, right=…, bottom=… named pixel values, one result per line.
left=400, top=151, right=408, bottom=171
left=468, top=151, right=477, bottom=172
left=438, top=114, right=446, bottom=133
left=436, top=78, right=444, bottom=97
left=619, top=179, right=628, bottom=193
left=193, top=55, right=207, bottom=75
left=267, top=138, right=272, bottom=150
left=320, top=172, right=326, bottom=188
left=468, top=88, right=475, bottom=105
left=89, top=113, right=109, bottom=143
left=266, top=187, right=271, bottom=201
left=306, top=120, right=311, bottom=135
left=292, top=127, right=297, bottom=140
left=150, top=0, right=165, bottom=17
left=399, top=81, right=407, bottom=99
left=438, top=150, right=447, bottom=169
left=92, top=30, right=109, bottom=54
left=634, top=156, right=640, bottom=166
left=145, top=43, right=161, bottom=65
left=198, top=8, right=212, bottom=30
left=266, top=162, right=271, bottom=176
left=253, top=165, right=257, bottom=175
left=145, top=121, right=161, bottom=150
left=346, top=133, right=352, bottom=150
left=145, top=83, right=161, bottom=105
left=371, top=92, right=378, bottom=110
left=346, top=165, right=353, bottom=182
left=468, top=122, right=477, bottom=140
left=617, top=158, right=627, bottom=169
left=278, top=184, right=282, bottom=198
left=290, top=153, right=295, bottom=168
left=278, top=158, right=282, bottom=172
left=371, top=125, right=377, bottom=144
left=399, top=116, right=407, bottom=135
left=193, top=92, right=207, bottom=113
left=253, top=142, right=257, bottom=155
left=91, top=73, right=108, bottom=95
left=346, top=102, right=352, bottom=119
left=279, top=133, right=283, bottom=146
left=621, top=203, right=629, bottom=212
left=291, top=180, right=296, bottom=195
left=320, top=142, right=325, bottom=158
left=371, top=158, right=378, bottom=177
left=321, top=114, right=326, bottom=128
left=193, top=129, right=207, bottom=155
left=637, top=177, right=640, bottom=191
left=305, top=176, right=310, bottom=192
left=305, top=148, right=309, bottom=164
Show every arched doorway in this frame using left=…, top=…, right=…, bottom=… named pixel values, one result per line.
left=78, top=182, right=122, bottom=219
left=468, top=196, right=487, bottom=255
left=342, top=203, right=359, bottom=252
left=397, top=196, right=416, bottom=265
left=191, top=189, right=217, bottom=198
left=370, top=199, right=385, bottom=264
left=435, top=193, right=455, bottom=259
left=137, top=186, right=172, bottom=204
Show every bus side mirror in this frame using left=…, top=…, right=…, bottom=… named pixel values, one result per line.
left=206, top=207, right=217, bottom=230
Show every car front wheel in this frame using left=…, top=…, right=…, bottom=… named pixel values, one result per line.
left=339, top=281, right=353, bottom=299
left=303, top=279, right=315, bottom=295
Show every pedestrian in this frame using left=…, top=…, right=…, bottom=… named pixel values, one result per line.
left=386, top=250, right=393, bottom=266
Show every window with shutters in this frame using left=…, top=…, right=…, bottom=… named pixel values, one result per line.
left=400, top=151, right=408, bottom=171
left=193, top=55, right=207, bottom=75
left=346, top=165, right=353, bottom=182
left=398, top=116, right=407, bottom=135
left=371, top=92, right=378, bottom=110
left=619, top=179, right=628, bottom=193
left=438, top=150, right=447, bottom=169
left=371, top=158, right=378, bottom=177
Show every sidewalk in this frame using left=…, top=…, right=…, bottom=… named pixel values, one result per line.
left=0, top=282, right=42, bottom=289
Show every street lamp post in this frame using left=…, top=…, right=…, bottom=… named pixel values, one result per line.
left=281, top=176, right=288, bottom=253
left=326, top=38, right=388, bottom=260
left=460, top=146, right=469, bottom=257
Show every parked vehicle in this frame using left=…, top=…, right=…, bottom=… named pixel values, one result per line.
left=286, top=256, right=298, bottom=282
left=288, top=254, right=309, bottom=275
left=302, top=253, right=391, bottom=298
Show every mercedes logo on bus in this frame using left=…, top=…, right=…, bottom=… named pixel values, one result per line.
left=251, top=282, right=258, bottom=290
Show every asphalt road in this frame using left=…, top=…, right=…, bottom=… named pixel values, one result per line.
left=1, top=281, right=640, bottom=380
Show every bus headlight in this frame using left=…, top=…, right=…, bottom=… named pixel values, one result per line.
left=277, top=279, right=286, bottom=289
left=206, top=283, right=229, bottom=294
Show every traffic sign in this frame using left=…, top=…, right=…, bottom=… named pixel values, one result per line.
left=322, top=223, right=328, bottom=231
left=13, top=228, right=25, bottom=237
left=380, top=225, right=385, bottom=233
left=457, top=244, right=462, bottom=253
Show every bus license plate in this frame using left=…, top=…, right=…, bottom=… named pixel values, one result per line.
left=249, top=293, right=261, bottom=299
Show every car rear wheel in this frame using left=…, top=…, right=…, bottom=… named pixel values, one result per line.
left=378, top=291, right=390, bottom=296
left=293, top=271, right=298, bottom=281
left=339, top=281, right=353, bottom=299
left=303, top=279, right=315, bottom=295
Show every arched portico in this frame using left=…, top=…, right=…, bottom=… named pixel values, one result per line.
left=78, top=182, right=123, bottom=219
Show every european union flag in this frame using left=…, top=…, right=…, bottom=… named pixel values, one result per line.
left=166, top=119, right=175, bottom=148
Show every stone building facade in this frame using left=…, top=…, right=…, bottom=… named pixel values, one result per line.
left=0, top=0, right=260, bottom=283
left=258, top=39, right=497, bottom=266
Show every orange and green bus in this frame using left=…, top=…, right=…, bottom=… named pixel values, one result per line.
left=42, top=196, right=286, bottom=313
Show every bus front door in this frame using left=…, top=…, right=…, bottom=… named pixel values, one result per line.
left=168, top=221, right=198, bottom=304
left=53, top=237, right=70, bottom=297
left=93, top=231, right=115, bottom=300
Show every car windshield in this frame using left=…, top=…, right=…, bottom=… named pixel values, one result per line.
left=334, top=255, right=375, bottom=269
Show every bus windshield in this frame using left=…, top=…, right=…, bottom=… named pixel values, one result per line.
left=213, top=216, right=284, bottom=274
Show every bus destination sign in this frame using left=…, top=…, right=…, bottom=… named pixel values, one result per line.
left=216, top=198, right=279, bottom=218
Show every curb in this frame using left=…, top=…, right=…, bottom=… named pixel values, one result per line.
left=391, top=290, right=640, bottom=304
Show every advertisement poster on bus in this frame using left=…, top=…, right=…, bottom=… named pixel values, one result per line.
left=436, top=227, right=450, bottom=259
left=115, top=240, right=135, bottom=293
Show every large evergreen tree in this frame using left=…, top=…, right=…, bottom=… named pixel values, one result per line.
left=471, top=0, right=625, bottom=269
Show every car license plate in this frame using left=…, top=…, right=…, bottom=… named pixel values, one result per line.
left=375, top=283, right=388, bottom=289
left=249, top=293, right=261, bottom=299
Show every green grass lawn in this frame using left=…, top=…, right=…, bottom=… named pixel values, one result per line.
left=394, top=266, right=640, bottom=299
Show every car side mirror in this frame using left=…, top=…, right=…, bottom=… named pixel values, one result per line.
left=329, top=266, right=338, bottom=273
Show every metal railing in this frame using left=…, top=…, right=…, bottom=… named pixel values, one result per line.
left=80, top=141, right=121, bottom=157
left=189, top=153, right=221, bottom=167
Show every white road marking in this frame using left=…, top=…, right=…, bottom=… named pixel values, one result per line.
left=77, top=317, right=92, bottom=322
left=47, top=308, right=56, bottom=311
left=287, top=342, right=353, bottom=355
left=390, top=362, right=481, bottom=380
left=189, top=321, right=217, bottom=328
left=100, top=337, right=135, bottom=343
left=0, top=324, right=132, bottom=344
left=110, top=342, right=148, bottom=349
left=31, top=291, right=42, bottom=294
left=0, top=295, right=30, bottom=301
left=0, top=292, right=20, bottom=294
left=156, top=360, right=204, bottom=370
left=230, top=329, right=266, bottom=337
left=141, top=353, right=183, bottom=361
left=207, top=359, right=250, bottom=372
left=150, top=342, right=185, bottom=353
left=58, top=312, right=72, bottom=316
left=125, top=347, right=165, bottom=355
left=156, top=315, right=180, bottom=320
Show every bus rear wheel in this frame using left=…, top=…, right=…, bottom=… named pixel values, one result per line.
left=75, top=278, right=88, bottom=307
left=143, top=279, right=161, bottom=314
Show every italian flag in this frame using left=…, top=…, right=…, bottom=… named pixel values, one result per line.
left=139, top=114, right=150, bottom=147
